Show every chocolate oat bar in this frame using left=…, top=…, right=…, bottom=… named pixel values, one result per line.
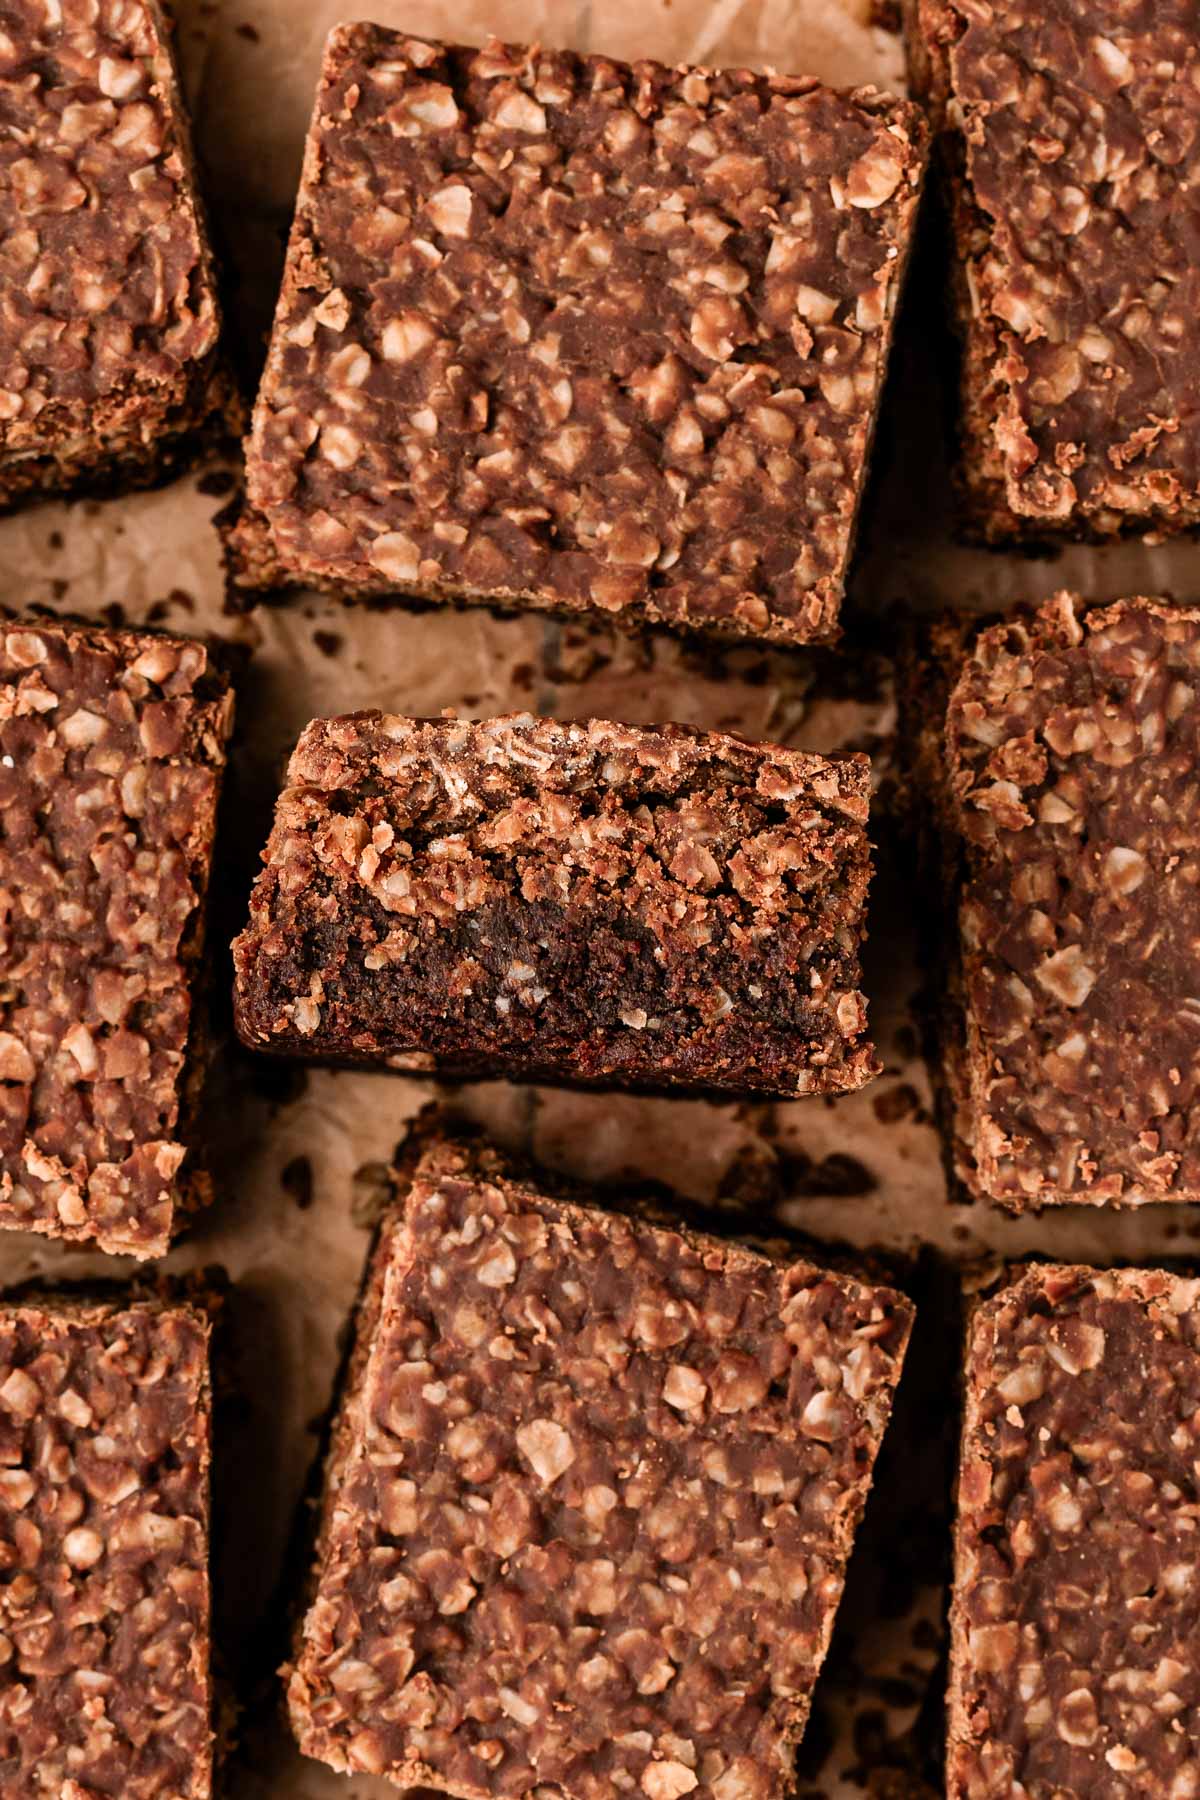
left=950, top=1263, right=1200, bottom=1797
left=287, top=1130, right=914, bottom=1796
left=0, top=0, right=230, bottom=508
left=907, top=0, right=1200, bottom=542
left=911, top=592, right=1200, bottom=1208
left=232, top=712, right=877, bottom=1097
left=0, top=1295, right=213, bottom=1796
left=234, top=26, right=928, bottom=644
left=0, top=620, right=233, bottom=1256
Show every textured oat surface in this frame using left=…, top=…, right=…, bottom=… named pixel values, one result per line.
left=949, top=1263, right=1200, bottom=1797
left=0, top=620, right=232, bottom=1256
left=0, top=0, right=226, bottom=503
left=5, top=0, right=1199, bottom=1794
left=908, top=0, right=1200, bottom=542
left=288, top=1132, right=913, bottom=1797
left=0, top=1296, right=213, bottom=1797
left=240, top=25, right=927, bottom=643
left=232, top=712, right=877, bottom=1096
left=925, top=592, right=1200, bottom=1208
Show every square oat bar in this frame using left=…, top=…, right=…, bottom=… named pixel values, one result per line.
left=950, top=1263, right=1200, bottom=1797
left=0, top=0, right=230, bottom=507
left=0, top=620, right=233, bottom=1256
left=0, top=1295, right=213, bottom=1796
left=238, top=27, right=928, bottom=644
left=907, top=0, right=1200, bottom=542
left=287, top=1131, right=913, bottom=1797
left=232, top=712, right=878, bottom=1098
left=911, top=592, right=1200, bottom=1208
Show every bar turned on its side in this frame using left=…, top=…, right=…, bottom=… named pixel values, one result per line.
left=232, top=712, right=878, bottom=1098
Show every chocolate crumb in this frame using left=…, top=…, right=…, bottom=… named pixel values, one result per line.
left=350, top=1160, right=394, bottom=1229
left=197, top=468, right=237, bottom=498
left=783, top=1150, right=878, bottom=1199
left=873, top=1083, right=921, bottom=1125
left=281, top=1154, right=314, bottom=1211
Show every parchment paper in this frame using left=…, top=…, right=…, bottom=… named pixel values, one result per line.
left=0, top=0, right=1196, bottom=1792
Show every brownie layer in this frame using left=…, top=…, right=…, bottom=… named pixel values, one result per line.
left=238, top=26, right=927, bottom=643
left=0, top=1296, right=213, bottom=1797
left=950, top=1264, right=1200, bottom=1797
left=0, top=0, right=230, bottom=507
left=232, top=712, right=877, bottom=1098
left=0, top=621, right=233, bottom=1256
left=287, top=1131, right=913, bottom=1797
left=907, top=0, right=1200, bottom=542
left=913, top=592, right=1200, bottom=1208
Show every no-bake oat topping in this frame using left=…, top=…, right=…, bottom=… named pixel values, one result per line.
left=241, top=26, right=927, bottom=642
left=0, top=621, right=232, bottom=1256
left=908, top=0, right=1200, bottom=541
left=288, top=1133, right=913, bottom=1798
left=950, top=1264, right=1200, bottom=1798
left=923, top=592, right=1200, bottom=1208
left=0, top=1298, right=213, bottom=1798
left=0, top=0, right=226, bottom=502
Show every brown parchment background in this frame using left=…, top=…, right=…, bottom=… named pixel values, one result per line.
left=0, top=0, right=1197, bottom=1792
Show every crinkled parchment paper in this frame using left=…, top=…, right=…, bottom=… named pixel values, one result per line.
left=0, top=0, right=1195, bottom=1793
